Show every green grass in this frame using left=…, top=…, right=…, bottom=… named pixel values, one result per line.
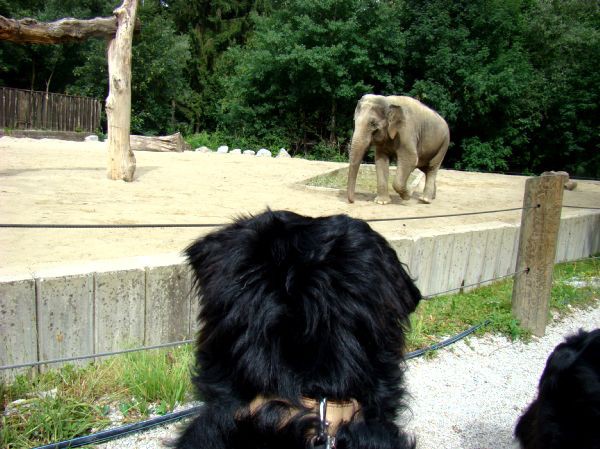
left=1, top=346, right=193, bottom=448
left=0, top=258, right=597, bottom=448
left=406, top=257, right=599, bottom=351
left=305, top=165, right=419, bottom=194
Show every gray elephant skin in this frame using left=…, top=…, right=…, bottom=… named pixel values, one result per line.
left=347, top=94, right=450, bottom=205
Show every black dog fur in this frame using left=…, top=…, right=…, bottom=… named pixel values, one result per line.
left=515, top=328, right=600, bottom=449
left=175, top=210, right=421, bottom=449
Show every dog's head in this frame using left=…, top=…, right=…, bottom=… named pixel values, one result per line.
left=515, top=328, right=600, bottom=449
left=186, top=210, right=421, bottom=403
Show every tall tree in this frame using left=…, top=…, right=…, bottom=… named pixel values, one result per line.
left=167, top=0, right=270, bottom=131
left=523, top=0, right=600, bottom=177
left=401, top=0, right=544, bottom=172
left=67, top=2, right=193, bottom=135
left=401, top=0, right=599, bottom=176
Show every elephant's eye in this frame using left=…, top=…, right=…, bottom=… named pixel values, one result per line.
left=369, top=120, right=378, bottom=130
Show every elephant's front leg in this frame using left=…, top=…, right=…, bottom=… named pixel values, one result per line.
left=374, top=149, right=391, bottom=205
left=393, top=145, right=417, bottom=201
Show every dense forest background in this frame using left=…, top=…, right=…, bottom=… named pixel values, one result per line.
left=0, top=0, right=598, bottom=177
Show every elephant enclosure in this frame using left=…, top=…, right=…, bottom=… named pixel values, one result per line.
left=1, top=136, right=599, bottom=276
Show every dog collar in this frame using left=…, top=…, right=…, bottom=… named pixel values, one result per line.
left=248, top=394, right=361, bottom=441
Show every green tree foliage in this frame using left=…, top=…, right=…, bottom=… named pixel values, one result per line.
left=401, top=0, right=598, bottom=176
left=522, top=0, right=600, bottom=177
left=217, top=0, right=406, bottom=155
left=0, top=0, right=597, bottom=176
left=401, top=0, right=544, bottom=172
left=167, top=0, right=270, bottom=131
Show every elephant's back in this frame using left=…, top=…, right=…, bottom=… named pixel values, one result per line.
left=389, top=96, right=449, bottom=135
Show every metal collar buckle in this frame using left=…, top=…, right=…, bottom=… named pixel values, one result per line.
left=312, top=397, right=335, bottom=449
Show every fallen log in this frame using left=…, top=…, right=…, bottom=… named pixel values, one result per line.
left=129, top=132, right=190, bottom=152
left=0, top=15, right=141, bottom=44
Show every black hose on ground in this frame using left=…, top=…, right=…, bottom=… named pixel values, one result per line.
left=34, top=321, right=490, bottom=449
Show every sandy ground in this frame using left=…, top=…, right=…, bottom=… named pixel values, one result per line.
left=1, top=136, right=599, bottom=276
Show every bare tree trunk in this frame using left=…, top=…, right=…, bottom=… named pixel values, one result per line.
left=105, top=0, right=137, bottom=182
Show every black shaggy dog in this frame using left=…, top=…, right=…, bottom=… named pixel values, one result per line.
left=176, top=210, right=421, bottom=449
left=515, top=328, right=600, bottom=449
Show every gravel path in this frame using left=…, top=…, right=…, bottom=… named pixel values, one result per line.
left=98, top=304, right=599, bottom=449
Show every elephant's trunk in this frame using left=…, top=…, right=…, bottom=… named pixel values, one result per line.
left=347, top=129, right=370, bottom=203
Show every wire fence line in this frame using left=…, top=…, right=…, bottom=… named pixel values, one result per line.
left=562, top=205, right=600, bottom=210
left=0, top=264, right=558, bottom=372
left=0, top=339, right=195, bottom=371
left=0, top=201, right=597, bottom=372
left=0, top=203, right=597, bottom=229
left=422, top=268, right=530, bottom=299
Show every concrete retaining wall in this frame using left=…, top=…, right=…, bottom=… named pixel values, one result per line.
left=1, top=212, right=598, bottom=380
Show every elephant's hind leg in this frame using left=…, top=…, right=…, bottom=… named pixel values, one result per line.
left=420, top=166, right=439, bottom=204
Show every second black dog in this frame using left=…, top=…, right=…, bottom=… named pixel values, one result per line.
left=515, top=328, right=600, bottom=449
left=176, top=210, right=422, bottom=449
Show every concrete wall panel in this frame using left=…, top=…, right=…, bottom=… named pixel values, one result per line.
left=446, top=231, right=473, bottom=295
left=463, top=229, right=488, bottom=291
left=145, top=264, right=192, bottom=345
left=36, top=274, right=93, bottom=370
left=410, top=236, right=435, bottom=296
left=0, top=278, right=37, bottom=380
left=94, top=269, right=145, bottom=353
left=428, top=234, right=455, bottom=297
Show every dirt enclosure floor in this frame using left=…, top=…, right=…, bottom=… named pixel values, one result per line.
left=1, top=136, right=599, bottom=277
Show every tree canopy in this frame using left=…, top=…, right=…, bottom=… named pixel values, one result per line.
left=0, top=0, right=598, bottom=176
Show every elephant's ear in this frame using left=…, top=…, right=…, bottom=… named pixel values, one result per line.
left=353, top=100, right=362, bottom=121
left=387, top=104, right=404, bottom=139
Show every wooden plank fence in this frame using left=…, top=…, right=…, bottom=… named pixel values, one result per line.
left=0, top=86, right=101, bottom=133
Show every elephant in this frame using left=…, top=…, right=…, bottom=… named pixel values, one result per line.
left=347, top=94, right=450, bottom=205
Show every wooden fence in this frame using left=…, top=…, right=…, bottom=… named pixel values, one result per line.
left=0, top=86, right=101, bottom=133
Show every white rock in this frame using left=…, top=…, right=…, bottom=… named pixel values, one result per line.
left=230, top=148, right=242, bottom=155
left=217, top=145, right=229, bottom=153
left=84, top=135, right=99, bottom=142
left=194, top=146, right=212, bottom=153
left=243, top=150, right=256, bottom=156
left=256, top=148, right=272, bottom=157
left=276, top=148, right=291, bottom=158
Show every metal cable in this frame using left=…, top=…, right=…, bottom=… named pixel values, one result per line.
left=422, top=269, right=529, bottom=299
left=0, top=205, right=537, bottom=229
left=3, top=204, right=597, bottom=229
left=0, top=223, right=224, bottom=229
left=365, top=206, right=536, bottom=223
left=562, top=205, right=600, bottom=210
left=0, top=339, right=194, bottom=371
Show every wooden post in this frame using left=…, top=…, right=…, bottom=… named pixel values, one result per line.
left=105, top=0, right=137, bottom=181
left=512, top=174, right=566, bottom=336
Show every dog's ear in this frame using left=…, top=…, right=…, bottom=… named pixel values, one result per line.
left=185, top=228, right=227, bottom=288
left=540, top=329, right=600, bottom=392
left=185, top=212, right=259, bottom=292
